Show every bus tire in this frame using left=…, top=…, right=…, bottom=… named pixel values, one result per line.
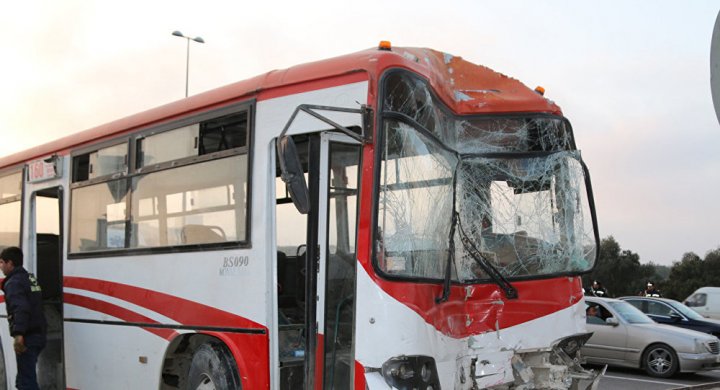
left=187, top=342, right=241, bottom=390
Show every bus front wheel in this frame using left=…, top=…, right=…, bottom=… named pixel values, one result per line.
left=187, top=342, right=241, bottom=390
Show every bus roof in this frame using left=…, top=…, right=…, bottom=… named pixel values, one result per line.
left=0, top=46, right=561, bottom=169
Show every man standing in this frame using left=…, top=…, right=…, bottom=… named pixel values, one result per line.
left=0, top=246, right=47, bottom=390
left=588, top=280, right=609, bottom=297
left=643, top=281, right=662, bottom=297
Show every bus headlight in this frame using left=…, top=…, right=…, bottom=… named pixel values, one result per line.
left=381, top=355, right=440, bottom=389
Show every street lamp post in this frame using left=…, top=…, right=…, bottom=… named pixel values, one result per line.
left=172, top=31, right=205, bottom=97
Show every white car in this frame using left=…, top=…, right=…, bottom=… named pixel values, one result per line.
left=582, top=297, right=720, bottom=378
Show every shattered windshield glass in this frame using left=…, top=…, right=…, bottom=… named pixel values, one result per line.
left=377, top=121, right=456, bottom=279
left=376, top=71, right=596, bottom=282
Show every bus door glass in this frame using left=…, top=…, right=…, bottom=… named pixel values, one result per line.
left=318, top=134, right=360, bottom=390
left=275, top=132, right=360, bottom=390
left=30, top=186, right=65, bottom=389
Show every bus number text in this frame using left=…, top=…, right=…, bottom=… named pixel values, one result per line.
left=219, top=256, right=250, bottom=276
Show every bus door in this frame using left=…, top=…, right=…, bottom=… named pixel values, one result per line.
left=275, top=132, right=361, bottom=390
left=316, top=133, right=361, bottom=390
left=29, top=186, right=65, bottom=389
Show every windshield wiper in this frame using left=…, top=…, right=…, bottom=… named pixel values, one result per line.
left=435, top=212, right=457, bottom=303
left=435, top=211, right=518, bottom=302
left=456, top=215, right=518, bottom=299
left=436, top=162, right=518, bottom=303
left=436, top=170, right=458, bottom=303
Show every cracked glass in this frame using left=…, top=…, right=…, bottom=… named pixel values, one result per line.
left=376, top=72, right=596, bottom=282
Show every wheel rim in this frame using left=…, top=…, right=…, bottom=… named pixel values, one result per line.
left=647, top=347, right=673, bottom=375
left=196, top=374, right=216, bottom=390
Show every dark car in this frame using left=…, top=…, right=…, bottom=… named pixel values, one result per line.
left=620, top=296, right=720, bottom=338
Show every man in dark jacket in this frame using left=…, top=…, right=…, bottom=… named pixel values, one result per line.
left=0, top=246, right=46, bottom=390
left=642, top=281, right=662, bottom=297
left=587, top=280, right=609, bottom=297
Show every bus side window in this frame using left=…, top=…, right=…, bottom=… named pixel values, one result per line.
left=70, top=180, right=129, bottom=252
left=69, top=107, right=251, bottom=254
left=0, top=170, right=22, bottom=249
left=199, top=112, right=248, bottom=154
left=136, top=111, right=248, bottom=168
left=130, top=155, right=247, bottom=248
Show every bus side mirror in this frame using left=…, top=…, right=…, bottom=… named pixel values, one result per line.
left=277, top=136, right=310, bottom=214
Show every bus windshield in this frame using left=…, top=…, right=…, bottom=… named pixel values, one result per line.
left=376, top=72, right=597, bottom=282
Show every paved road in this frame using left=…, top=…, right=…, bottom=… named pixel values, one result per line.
left=592, top=366, right=720, bottom=390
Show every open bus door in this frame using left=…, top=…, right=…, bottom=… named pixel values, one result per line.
left=30, top=187, right=65, bottom=389
left=29, top=186, right=66, bottom=389
left=275, top=131, right=361, bottom=390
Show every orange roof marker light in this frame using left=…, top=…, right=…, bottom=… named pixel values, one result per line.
left=378, top=41, right=392, bottom=51
left=534, top=86, right=546, bottom=96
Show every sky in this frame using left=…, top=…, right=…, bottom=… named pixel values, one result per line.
left=1, top=1, right=719, bottom=266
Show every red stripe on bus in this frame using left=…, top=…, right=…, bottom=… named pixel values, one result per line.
left=354, top=360, right=367, bottom=389
left=63, top=276, right=265, bottom=331
left=63, top=277, right=271, bottom=388
left=64, top=292, right=178, bottom=340
left=358, top=256, right=583, bottom=338
left=315, top=334, right=324, bottom=390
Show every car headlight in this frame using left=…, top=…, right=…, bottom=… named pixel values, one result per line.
left=694, top=338, right=713, bottom=354
left=381, top=355, right=440, bottom=390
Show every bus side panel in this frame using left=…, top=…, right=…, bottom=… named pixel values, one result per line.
left=0, top=303, right=18, bottom=389
left=62, top=249, right=269, bottom=389
left=64, top=319, right=169, bottom=389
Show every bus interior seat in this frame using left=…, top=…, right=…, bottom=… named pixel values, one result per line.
left=181, top=224, right=226, bottom=244
left=277, top=251, right=305, bottom=323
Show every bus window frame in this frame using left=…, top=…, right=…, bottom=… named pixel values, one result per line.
left=67, top=101, right=255, bottom=259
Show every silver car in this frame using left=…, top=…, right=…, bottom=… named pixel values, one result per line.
left=582, top=297, right=720, bottom=378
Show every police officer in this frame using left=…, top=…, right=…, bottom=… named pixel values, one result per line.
left=643, top=281, right=662, bottom=297
left=0, top=246, right=47, bottom=390
left=588, top=280, right=609, bottom=297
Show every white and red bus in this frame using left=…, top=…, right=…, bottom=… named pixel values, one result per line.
left=0, top=43, right=601, bottom=389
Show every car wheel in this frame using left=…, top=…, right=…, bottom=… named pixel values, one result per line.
left=187, top=342, right=242, bottom=390
left=643, top=343, right=678, bottom=378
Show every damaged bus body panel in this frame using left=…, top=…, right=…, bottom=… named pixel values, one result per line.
left=359, top=49, right=602, bottom=389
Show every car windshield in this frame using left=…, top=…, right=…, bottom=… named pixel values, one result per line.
left=668, top=300, right=707, bottom=320
left=376, top=71, right=598, bottom=282
left=609, top=301, right=655, bottom=324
